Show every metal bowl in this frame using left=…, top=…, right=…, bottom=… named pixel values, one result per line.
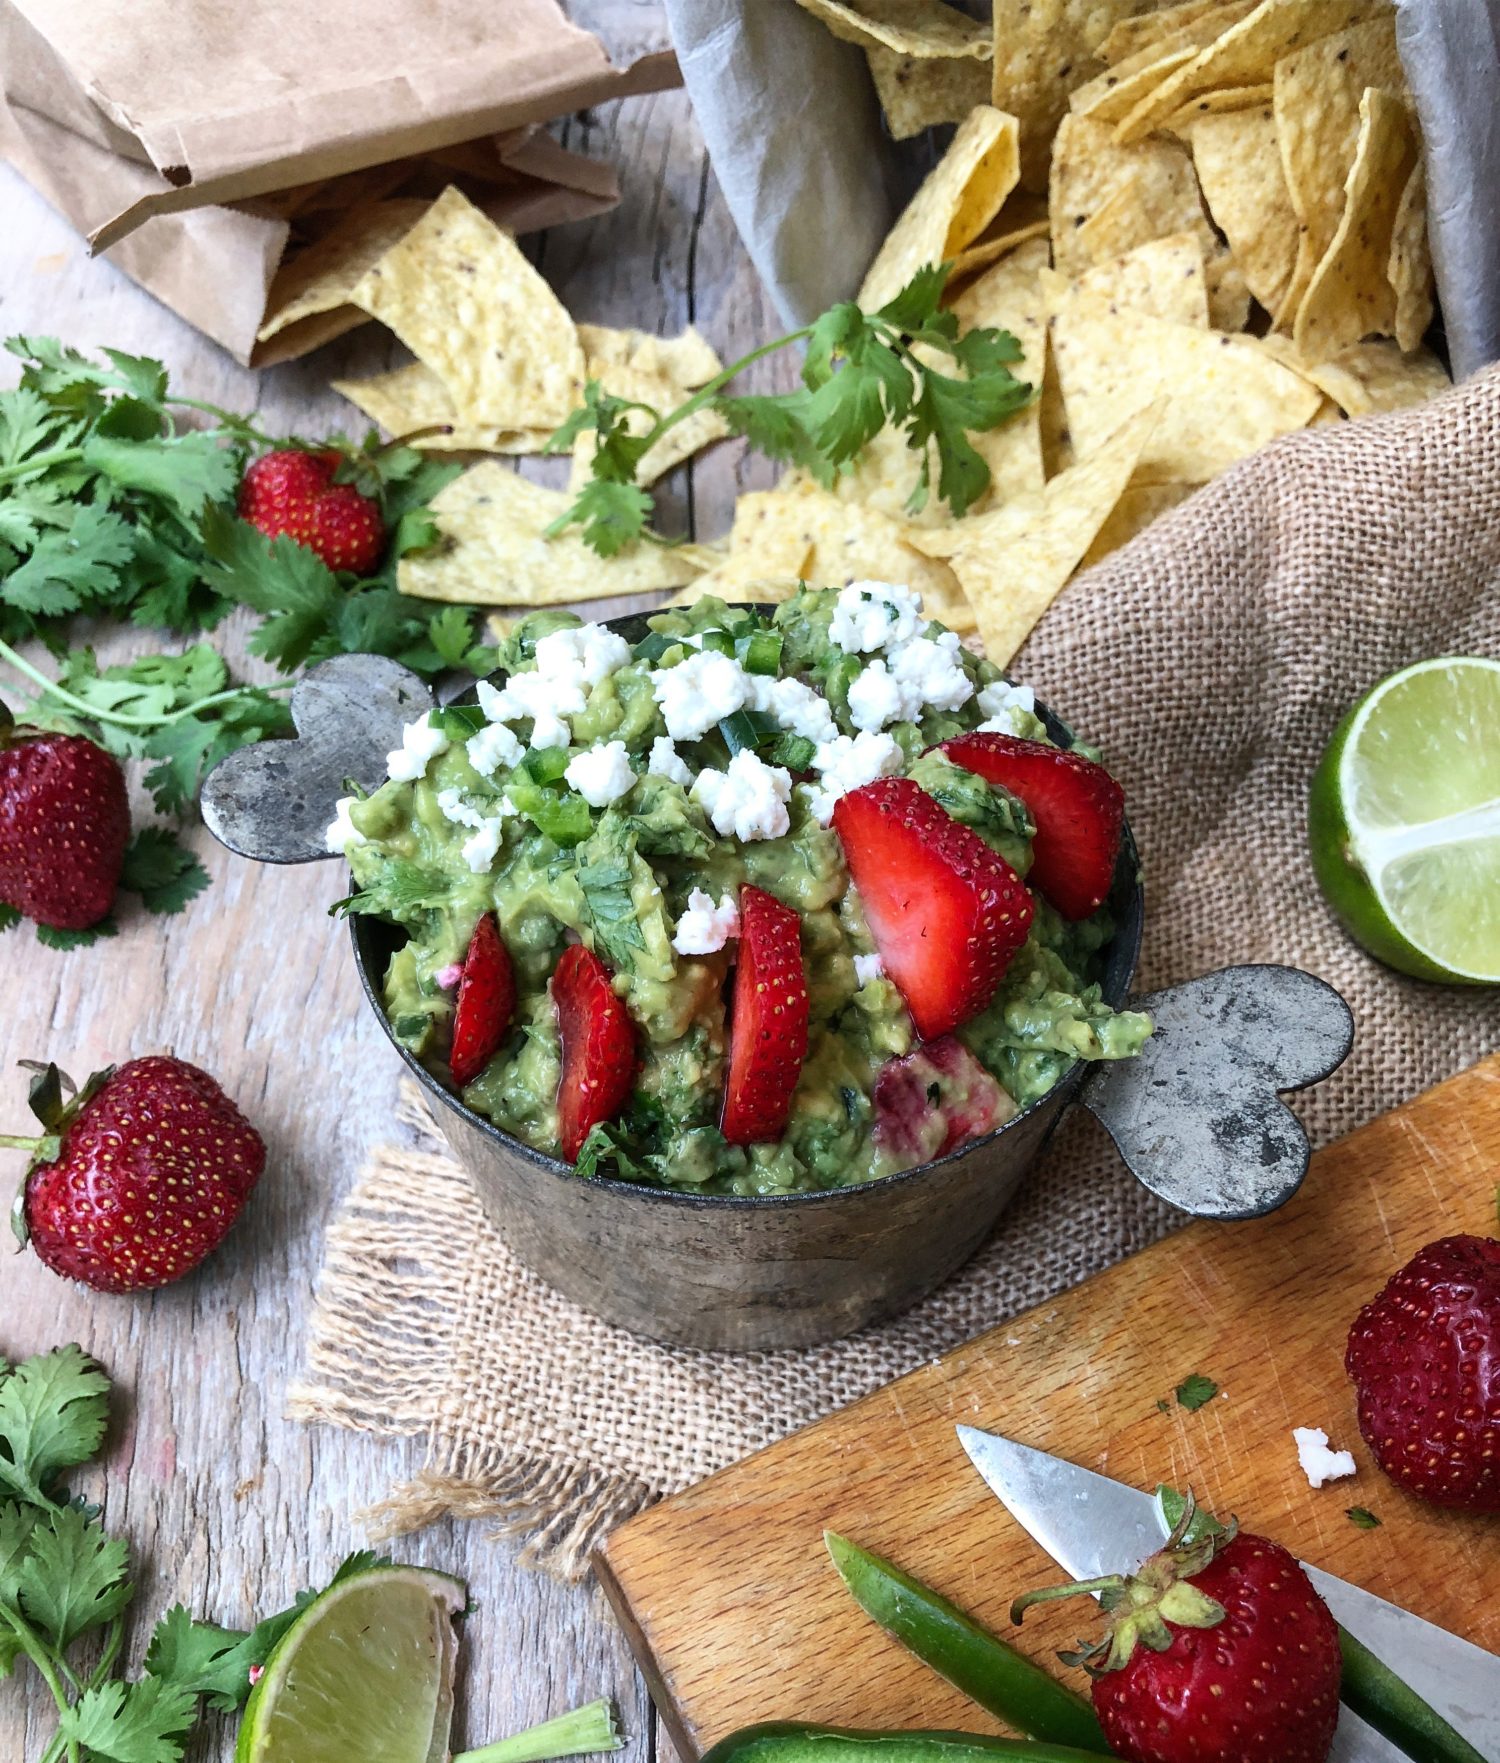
left=203, top=626, right=1354, bottom=1353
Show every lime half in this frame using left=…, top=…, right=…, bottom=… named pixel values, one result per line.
left=237, top=1562, right=466, bottom=1763
left=1309, top=656, right=1500, bottom=984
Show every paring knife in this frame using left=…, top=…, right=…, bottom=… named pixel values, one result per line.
left=956, top=1425, right=1499, bottom=1763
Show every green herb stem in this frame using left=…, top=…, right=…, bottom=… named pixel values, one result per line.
left=0, top=445, right=86, bottom=486
left=0, top=639, right=292, bottom=731
left=452, top=1698, right=623, bottom=1763
left=1337, top=1626, right=1487, bottom=1763
left=0, top=1603, right=74, bottom=1721
left=0, top=1131, right=59, bottom=1157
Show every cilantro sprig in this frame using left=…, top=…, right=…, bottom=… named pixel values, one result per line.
left=546, top=262, right=1031, bottom=555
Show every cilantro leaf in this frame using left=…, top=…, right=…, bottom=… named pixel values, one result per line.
left=36, top=921, right=118, bottom=951
left=552, top=479, right=654, bottom=558
left=0, top=1500, right=41, bottom=1601
left=143, top=1606, right=265, bottom=1713
left=200, top=504, right=343, bottom=672
left=120, top=828, right=211, bottom=915
left=81, top=432, right=239, bottom=524
left=0, top=904, right=19, bottom=934
left=57, top=1676, right=196, bottom=1763
left=0, top=1346, right=112, bottom=1507
left=1346, top=1506, right=1382, bottom=1530
left=1174, top=1374, right=1219, bottom=1412
left=3, top=503, right=135, bottom=616
left=16, top=1503, right=132, bottom=1650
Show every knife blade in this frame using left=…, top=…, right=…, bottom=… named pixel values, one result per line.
left=956, top=1425, right=1499, bottom=1763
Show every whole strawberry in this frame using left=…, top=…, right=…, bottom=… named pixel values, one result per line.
left=0, top=721, right=129, bottom=930
left=1345, top=1233, right=1500, bottom=1512
left=1014, top=1501, right=1342, bottom=1763
left=10, top=1057, right=265, bottom=1292
left=238, top=447, right=385, bottom=574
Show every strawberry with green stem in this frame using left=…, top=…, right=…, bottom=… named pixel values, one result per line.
left=1012, top=1494, right=1342, bottom=1763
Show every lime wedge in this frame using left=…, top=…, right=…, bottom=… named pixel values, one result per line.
left=1309, top=657, right=1500, bottom=984
left=236, top=1562, right=466, bottom=1763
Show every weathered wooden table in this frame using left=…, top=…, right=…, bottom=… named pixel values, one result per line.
left=0, top=8, right=793, bottom=1757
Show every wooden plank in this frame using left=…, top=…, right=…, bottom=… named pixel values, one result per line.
left=0, top=5, right=752, bottom=1751
left=600, top=1057, right=1500, bottom=1759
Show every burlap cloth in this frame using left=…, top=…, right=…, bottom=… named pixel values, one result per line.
left=288, top=369, right=1500, bottom=1578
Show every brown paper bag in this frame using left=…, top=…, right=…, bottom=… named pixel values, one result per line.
left=0, top=0, right=679, bottom=364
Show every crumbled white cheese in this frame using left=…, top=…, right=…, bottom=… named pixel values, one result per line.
left=846, top=634, right=974, bottom=732
left=692, top=749, right=793, bottom=842
left=461, top=818, right=508, bottom=874
left=747, top=672, right=839, bottom=745
left=845, top=660, right=907, bottom=733
left=466, top=719, right=525, bottom=777
left=564, top=740, right=637, bottom=808
left=385, top=714, right=450, bottom=783
left=854, top=951, right=886, bottom=985
left=325, top=796, right=367, bottom=854
left=671, top=888, right=741, bottom=955
left=830, top=581, right=927, bottom=655
left=974, top=679, right=1038, bottom=735
left=435, top=787, right=489, bottom=830
left=651, top=649, right=750, bottom=741
left=804, top=730, right=904, bottom=824
left=647, top=736, right=694, bottom=786
left=533, top=623, right=631, bottom=688
left=1292, top=1427, right=1358, bottom=1488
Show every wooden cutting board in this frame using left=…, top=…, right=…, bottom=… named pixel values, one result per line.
left=598, top=1056, right=1500, bottom=1760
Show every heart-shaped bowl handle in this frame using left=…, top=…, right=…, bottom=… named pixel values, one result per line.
left=1082, top=965, right=1354, bottom=1220
left=200, top=654, right=434, bottom=864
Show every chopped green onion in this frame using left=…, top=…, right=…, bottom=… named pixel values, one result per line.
left=718, top=709, right=779, bottom=755
left=522, top=748, right=571, bottom=786
left=824, top=653, right=863, bottom=715
left=432, top=703, right=485, bottom=739
left=765, top=733, right=817, bottom=771
left=632, top=630, right=679, bottom=664
left=700, top=629, right=736, bottom=657
left=507, top=780, right=592, bottom=846
left=741, top=630, right=784, bottom=675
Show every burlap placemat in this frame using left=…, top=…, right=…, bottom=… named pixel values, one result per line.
left=289, top=368, right=1500, bottom=1578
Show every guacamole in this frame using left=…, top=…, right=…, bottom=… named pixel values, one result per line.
left=333, top=585, right=1151, bottom=1194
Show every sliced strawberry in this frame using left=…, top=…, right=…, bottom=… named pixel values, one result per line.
left=873, top=1036, right=1015, bottom=1166
left=553, top=944, right=636, bottom=1162
left=721, top=885, right=809, bottom=1146
left=833, top=778, right=1032, bottom=1041
left=450, top=913, right=516, bottom=1088
left=939, top=732, right=1124, bottom=921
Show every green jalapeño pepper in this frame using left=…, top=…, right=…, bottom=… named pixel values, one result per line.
left=824, top=1535, right=1109, bottom=1756
left=698, top=1725, right=1113, bottom=1763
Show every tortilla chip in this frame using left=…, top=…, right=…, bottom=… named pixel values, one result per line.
left=1051, top=291, right=1321, bottom=480
left=1038, top=330, right=1075, bottom=477
left=1272, top=14, right=1405, bottom=327
left=575, top=324, right=722, bottom=387
left=1115, top=0, right=1389, bottom=144
left=1062, top=232, right=1210, bottom=326
left=1050, top=114, right=1217, bottom=277
left=348, top=186, right=586, bottom=431
left=732, top=486, right=972, bottom=626
left=1098, top=0, right=1257, bottom=63
left=396, top=464, right=714, bottom=605
left=1294, top=87, right=1417, bottom=360
left=915, top=401, right=1163, bottom=663
left=1081, top=479, right=1197, bottom=566
left=859, top=106, right=1022, bottom=309
left=1257, top=335, right=1449, bottom=416
left=946, top=193, right=1051, bottom=281
left=990, top=0, right=1178, bottom=189
left=664, top=573, right=797, bottom=610
left=257, top=198, right=430, bottom=344
left=1204, top=251, right=1252, bottom=330
left=1189, top=105, right=1298, bottom=312
left=333, top=363, right=553, bottom=453
left=1388, top=158, right=1434, bottom=353
left=1070, top=44, right=1198, bottom=124
left=793, top=0, right=991, bottom=56
left=867, top=45, right=994, bottom=137
left=1160, top=80, right=1274, bottom=129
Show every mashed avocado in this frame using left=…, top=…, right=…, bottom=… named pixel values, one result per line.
left=339, top=587, right=1151, bottom=1193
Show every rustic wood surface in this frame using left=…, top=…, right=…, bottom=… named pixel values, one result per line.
left=600, top=1055, right=1500, bottom=1761
left=0, top=6, right=797, bottom=1757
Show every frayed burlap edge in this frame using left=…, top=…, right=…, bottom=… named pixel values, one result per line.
left=287, top=1085, right=659, bottom=1581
